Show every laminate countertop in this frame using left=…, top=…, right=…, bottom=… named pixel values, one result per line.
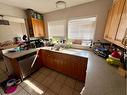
left=2, top=47, right=89, bottom=59
left=2, top=48, right=38, bottom=59
left=80, top=51, right=126, bottom=95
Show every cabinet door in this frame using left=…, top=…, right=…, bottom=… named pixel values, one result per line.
left=104, top=0, right=125, bottom=41
left=104, top=8, right=113, bottom=40
left=32, top=18, right=39, bottom=37
left=32, top=18, right=45, bottom=37
left=114, top=1, right=127, bottom=47
left=38, top=20, right=45, bottom=37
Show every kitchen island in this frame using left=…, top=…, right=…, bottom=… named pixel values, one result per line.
left=2, top=47, right=88, bottom=82
left=2, top=48, right=41, bottom=80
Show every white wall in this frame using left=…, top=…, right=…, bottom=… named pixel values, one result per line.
left=0, top=3, right=27, bottom=42
left=0, top=3, right=25, bottom=18
left=44, top=0, right=113, bottom=41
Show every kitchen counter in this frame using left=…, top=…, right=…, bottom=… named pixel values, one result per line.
left=2, top=47, right=89, bottom=59
left=2, top=48, right=38, bottom=59
left=2, top=47, right=88, bottom=82
left=40, top=47, right=89, bottom=58
left=80, top=51, right=126, bottom=95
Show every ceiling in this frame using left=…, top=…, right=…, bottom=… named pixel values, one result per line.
left=0, top=0, right=95, bottom=13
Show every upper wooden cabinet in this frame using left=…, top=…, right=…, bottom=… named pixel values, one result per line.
left=32, top=18, right=45, bottom=37
left=104, top=0, right=126, bottom=48
left=26, top=9, right=45, bottom=37
left=114, top=3, right=127, bottom=46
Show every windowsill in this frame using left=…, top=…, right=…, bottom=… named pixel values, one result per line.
left=71, top=44, right=92, bottom=51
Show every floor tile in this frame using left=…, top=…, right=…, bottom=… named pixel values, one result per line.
left=14, top=89, right=30, bottom=95
left=35, top=84, right=47, bottom=94
left=49, top=81, right=63, bottom=94
left=38, top=67, right=48, bottom=73
left=44, top=89, right=57, bottom=95
left=20, top=81, right=27, bottom=87
left=55, top=74, right=66, bottom=84
left=39, top=67, right=52, bottom=76
left=74, top=81, right=84, bottom=92
left=41, top=76, right=55, bottom=88
left=20, top=78, right=35, bottom=87
left=31, top=71, right=40, bottom=79
left=64, top=77, right=76, bottom=88
left=34, top=74, right=46, bottom=83
left=24, top=85, right=45, bottom=95
left=48, top=71, right=58, bottom=79
left=59, top=85, right=73, bottom=95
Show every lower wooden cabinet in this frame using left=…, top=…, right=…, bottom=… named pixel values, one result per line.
left=39, top=49, right=88, bottom=82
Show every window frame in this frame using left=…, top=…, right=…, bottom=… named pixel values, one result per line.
left=47, top=20, right=67, bottom=39
left=67, top=16, right=97, bottom=41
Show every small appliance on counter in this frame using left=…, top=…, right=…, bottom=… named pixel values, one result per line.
left=18, top=37, right=44, bottom=50
left=93, top=40, right=110, bottom=58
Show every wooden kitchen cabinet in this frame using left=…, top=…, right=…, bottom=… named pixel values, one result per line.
left=26, top=9, right=45, bottom=37
left=30, top=18, right=45, bottom=37
left=39, top=49, right=88, bottom=82
left=104, top=7, right=114, bottom=41
left=104, top=0, right=126, bottom=47
left=114, top=3, right=127, bottom=47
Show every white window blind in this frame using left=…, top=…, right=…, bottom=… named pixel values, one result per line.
left=68, top=17, right=96, bottom=40
left=48, top=20, right=66, bottom=38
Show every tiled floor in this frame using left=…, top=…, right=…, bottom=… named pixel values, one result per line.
left=1, top=67, right=84, bottom=95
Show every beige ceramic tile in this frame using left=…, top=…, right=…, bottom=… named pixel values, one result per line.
left=24, top=85, right=45, bottom=95
left=38, top=67, right=48, bottom=73
left=44, top=89, right=57, bottom=95
left=35, top=84, right=48, bottom=94
left=47, top=71, right=58, bottom=79
left=55, top=74, right=66, bottom=84
left=64, top=77, right=76, bottom=88
left=41, top=76, right=55, bottom=88
left=20, top=81, right=27, bottom=87
left=14, top=89, right=30, bottom=95
left=34, top=74, right=46, bottom=83
left=31, top=71, right=40, bottom=79
left=20, top=78, right=35, bottom=88
left=74, top=81, right=84, bottom=92
left=59, top=85, right=73, bottom=95
left=39, top=68, right=52, bottom=77
left=49, top=81, right=62, bottom=94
